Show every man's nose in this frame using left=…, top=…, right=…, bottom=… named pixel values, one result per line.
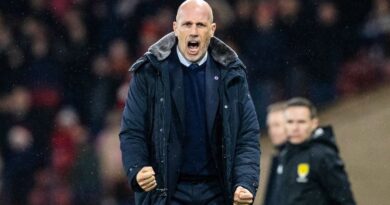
left=293, top=123, right=299, bottom=131
left=190, top=25, right=198, bottom=36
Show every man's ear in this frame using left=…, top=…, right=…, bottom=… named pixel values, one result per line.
left=211, top=23, right=216, bottom=36
left=312, top=118, right=319, bottom=130
left=173, top=21, right=178, bottom=36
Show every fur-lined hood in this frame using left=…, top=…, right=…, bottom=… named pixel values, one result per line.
left=130, top=32, right=245, bottom=71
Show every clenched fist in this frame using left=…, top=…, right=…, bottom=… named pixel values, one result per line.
left=136, top=166, right=157, bottom=192
left=233, top=186, right=253, bottom=205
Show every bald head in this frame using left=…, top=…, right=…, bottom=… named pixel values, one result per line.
left=176, top=0, right=214, bottom=23
left=173, top=0, right=216, bottom=62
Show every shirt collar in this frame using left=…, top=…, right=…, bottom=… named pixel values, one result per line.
left=176, top=46, right=208, bottom=67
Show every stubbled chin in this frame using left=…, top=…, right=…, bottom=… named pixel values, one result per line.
left=187, top=47, right=199, bottom=55
left=184, top=51, right=200, bottom=60
left=184, top=55, right=199, bottom=62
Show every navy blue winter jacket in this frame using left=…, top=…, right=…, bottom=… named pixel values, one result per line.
left=119, top=32, right=261, bottom=205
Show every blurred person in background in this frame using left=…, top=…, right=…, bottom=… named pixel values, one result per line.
left=227, top=0, right=255, bottom=50
left=0, top=23, right=16, bottom=93
left=306, top=0, right=342, bottom=106
left=207, top=0, right=235, bottom=38
left=50, top=107, right=78, bottom=180
left=108, top=38, right=132, bottom=80
left=362, top=0, right=390, bottom=41
left=0, top=87, right=45, bottom=205
left=243, top=1, right=287, bottom=127
left=27, top=167, right=73, bottom=205
left=119, top=0, right=260, bottom=204
left=96, top=109, right=133, bottom=205
left=70, top=118, right=101, bottom=205
left=0, top=21, right=28, bottom=95
left=363, top=0, right=390, bottom=80
left=89, top=54, right=117, bottom=135
left=0, top=87, right=34, bottom=157
left=50, top=107, right=102, bottom=204
left=154, top=6, right=176, bottom=36
left=88, top=39, right=132, bottom=136
left=60, top=8, right=93, bottom=123
left=269, top=97, right=355, bottom=205
left=337, top=0, right=371, bottom=58
left=136, top=17, right=161, bottom=56
left=275, top=0, right=309, bottom=98
left=21, top=16, right=63, bottom=110
left=336, top=0, right=387, bottom=95
left=263, top=101, right=288, bottom=205
left=27, top=0, right=58, bottom=31
left=2, top=125, right=37, bottom=205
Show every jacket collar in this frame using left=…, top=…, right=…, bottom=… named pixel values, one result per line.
left=130, top=32, right=246, bottom=71
left=310, top=126, right=339, bottom=153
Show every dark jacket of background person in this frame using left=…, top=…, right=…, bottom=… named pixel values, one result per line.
left=269, top=126, right=356, bottom=205
left=119, top=32, right=260, bottom=204
left=263, top=144, right=285, bottom=205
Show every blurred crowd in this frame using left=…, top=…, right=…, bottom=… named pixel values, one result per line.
left=0, top=0, right=388, bottom=204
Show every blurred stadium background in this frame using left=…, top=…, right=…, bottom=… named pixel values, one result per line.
left=0, top=0, right=389, bottom=204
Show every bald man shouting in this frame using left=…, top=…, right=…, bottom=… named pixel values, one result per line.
left=119, top=0, right=260, bottom=204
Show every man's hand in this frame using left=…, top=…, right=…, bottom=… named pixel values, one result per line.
left=136, top=166, right=157, bottom=192
left=233, top=186, right=253, bottom=205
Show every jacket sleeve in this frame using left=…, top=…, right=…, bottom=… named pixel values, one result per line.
left=317, top=149, right=356, bottom=205
left=119, top=69, right=150, bottom=192
left=233, top=74, right=261, bottom=196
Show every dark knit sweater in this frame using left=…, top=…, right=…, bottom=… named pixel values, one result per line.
left=180, top=60, right=215, bottom=176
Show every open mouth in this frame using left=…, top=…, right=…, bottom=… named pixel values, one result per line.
left=187, top=40, right=200, bottom=54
